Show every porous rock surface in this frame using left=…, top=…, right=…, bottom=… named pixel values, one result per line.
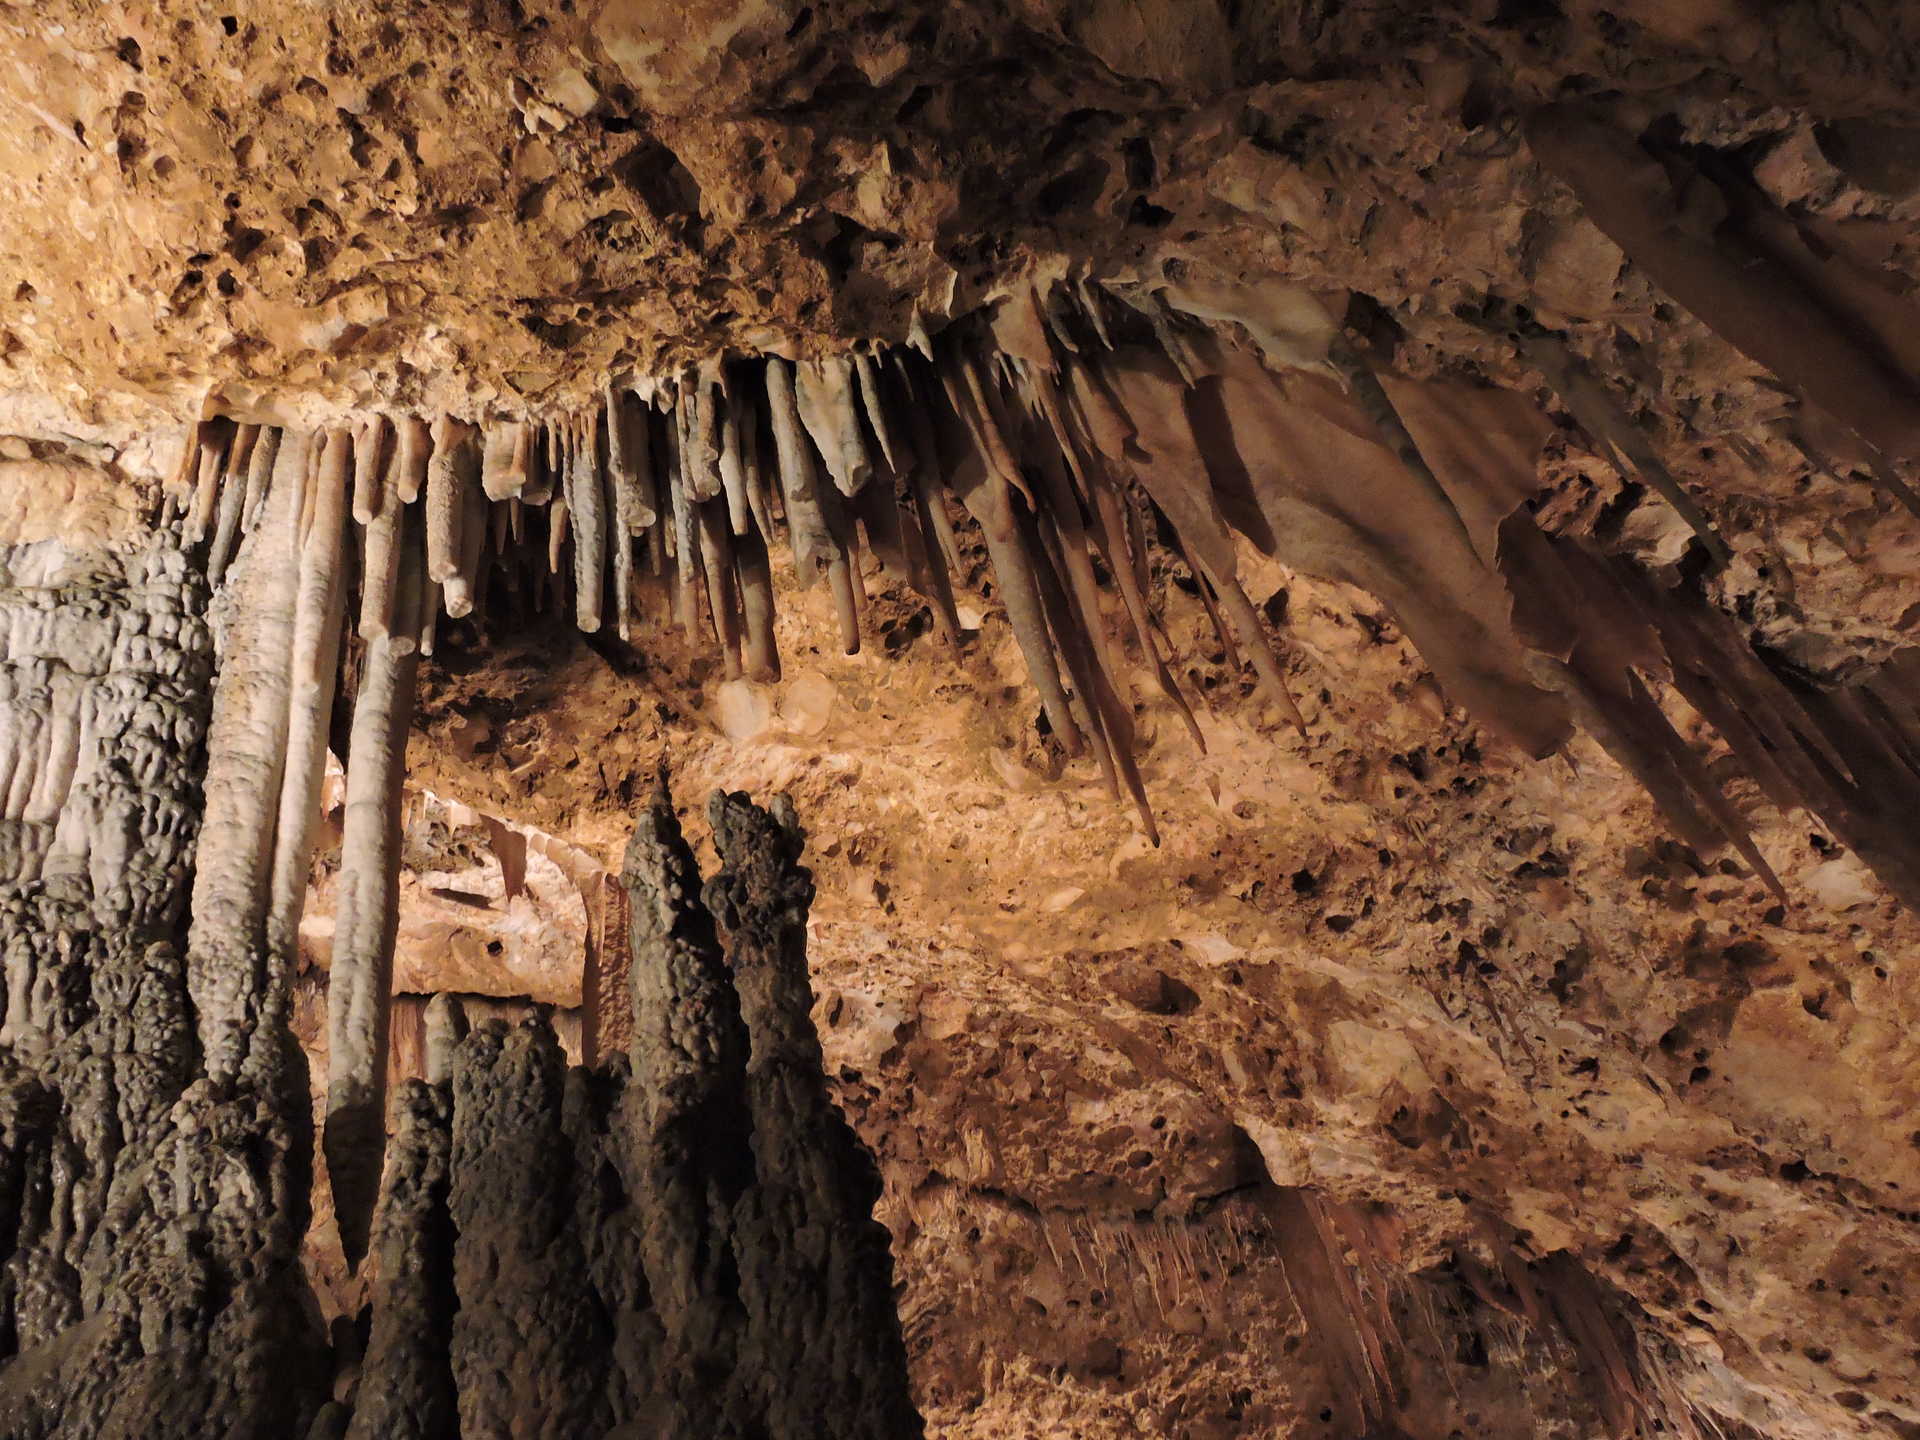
left=3, top=1, right=1920, bottom=1437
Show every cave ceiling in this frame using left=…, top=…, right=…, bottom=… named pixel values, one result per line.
left=4, top=2, right=1920, bottom=1439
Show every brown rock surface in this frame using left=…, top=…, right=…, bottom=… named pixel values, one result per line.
left=4, top=1, right=1920, bottom=1436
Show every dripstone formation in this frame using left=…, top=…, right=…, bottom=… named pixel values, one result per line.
left=0, top=486, right=920, bottom=1438
left=3, top=1, right=1920, bottom=1436
left=344, top=785, right=921, bottom=1440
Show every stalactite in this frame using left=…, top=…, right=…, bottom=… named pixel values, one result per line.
left=606, top=383, right=649, bottom=641
left=564, top=412, right=607, bottom=634
left=481, top=421, right=529, bottom=502
left=718, top=380, right=753, bottom=535
left=939, top=345, right=1083, bottom=753
left=763, top=358, right=844, bottom=597
left=207, top=422, right=259, bottom=583
left=142, top=262, right=1920, bottom=910
left=325, top=510, right=427, bottom=1268
left=796, top=355, right=874, bottom=497
left=665, top=401, right=704, bottom=642
left=265, top=421, right=351, bottom=973
left=185, top=425, right=306, bottom=1078
left=242, top=423, right=283, bottom=531
left=1089, top=475, right=1207, bottom=753
left=855, top=350, right=902, bottom=474
left=737, top=522, right=781, bottom=682
left=426, top=415, right=470, bottom=600
left=352, top=415, right=390, bottom=525
left=737, top=378, right=778, bottom=549
left=449, top=470, right=489, bottom=622
left=517, top=421, right=552, bottom=507
left=548, top=491, right=570, bottom=576
left=697, top=497, right=744, bottom=677
left=1526, top=104, right=1920, bottom=463
left=187, top=419, right=233, bottom=545
left=394, top=416, right=432, bottom=505
left=360, top=458, right=406, bottom=642
left=682, top=369, right=724, bottom=503
left=1519, top=332, right=1732, bottom=566
left=1079, top=350, right=1307, bottom=732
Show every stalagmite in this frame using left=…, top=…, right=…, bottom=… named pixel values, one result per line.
left=0, top=427, right=325, bottom=1435
left=326, top=513, right=428, bottom=1268
left=345, top=1082, right=456, bottom=1440
left=704, top=790, right=927, bottom=1440
left=353, top=415, right=390, bottom=524
left=264, top=420, right=351, bottom=971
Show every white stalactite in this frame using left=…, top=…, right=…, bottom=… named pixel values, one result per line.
left=264, top=419, right=352, bottom=970
left=185, top=425, right=308, bottom=1079
left=325, top=511, right=427, bottom=1268
left=565, top=414, right=606, bottom=633
left=352, top=415, right=391, bottom=525
left=426, top=415, right=466, bottom=589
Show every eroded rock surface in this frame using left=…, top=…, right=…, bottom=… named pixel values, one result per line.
left=4, top=1, right=1920, bottom=1436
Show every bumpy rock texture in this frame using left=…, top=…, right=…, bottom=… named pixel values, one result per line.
left=5, top=0, right=1920, bottom=1436
left=348, top=784, right=921, bottom=1439
left=0, top=515, right=322, bottom=1436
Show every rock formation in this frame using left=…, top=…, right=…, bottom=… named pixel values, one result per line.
left=2, top=1, right=1920, bottom=1436
left=0, top=488, right=923, bottom=1435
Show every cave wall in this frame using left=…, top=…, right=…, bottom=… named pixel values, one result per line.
left=2, top=1, right=1920, bottom=1436
left=0, top=497, right=323, bottom=1436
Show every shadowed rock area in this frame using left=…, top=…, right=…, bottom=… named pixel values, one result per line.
left=4, top=1, right=1920, bottom=1436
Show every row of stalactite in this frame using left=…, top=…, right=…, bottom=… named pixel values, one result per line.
left=161, top=230, right=1920, bottom=1271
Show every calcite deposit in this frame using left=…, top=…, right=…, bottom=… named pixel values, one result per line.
left=4, top=0, right=1920, bottom=1436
